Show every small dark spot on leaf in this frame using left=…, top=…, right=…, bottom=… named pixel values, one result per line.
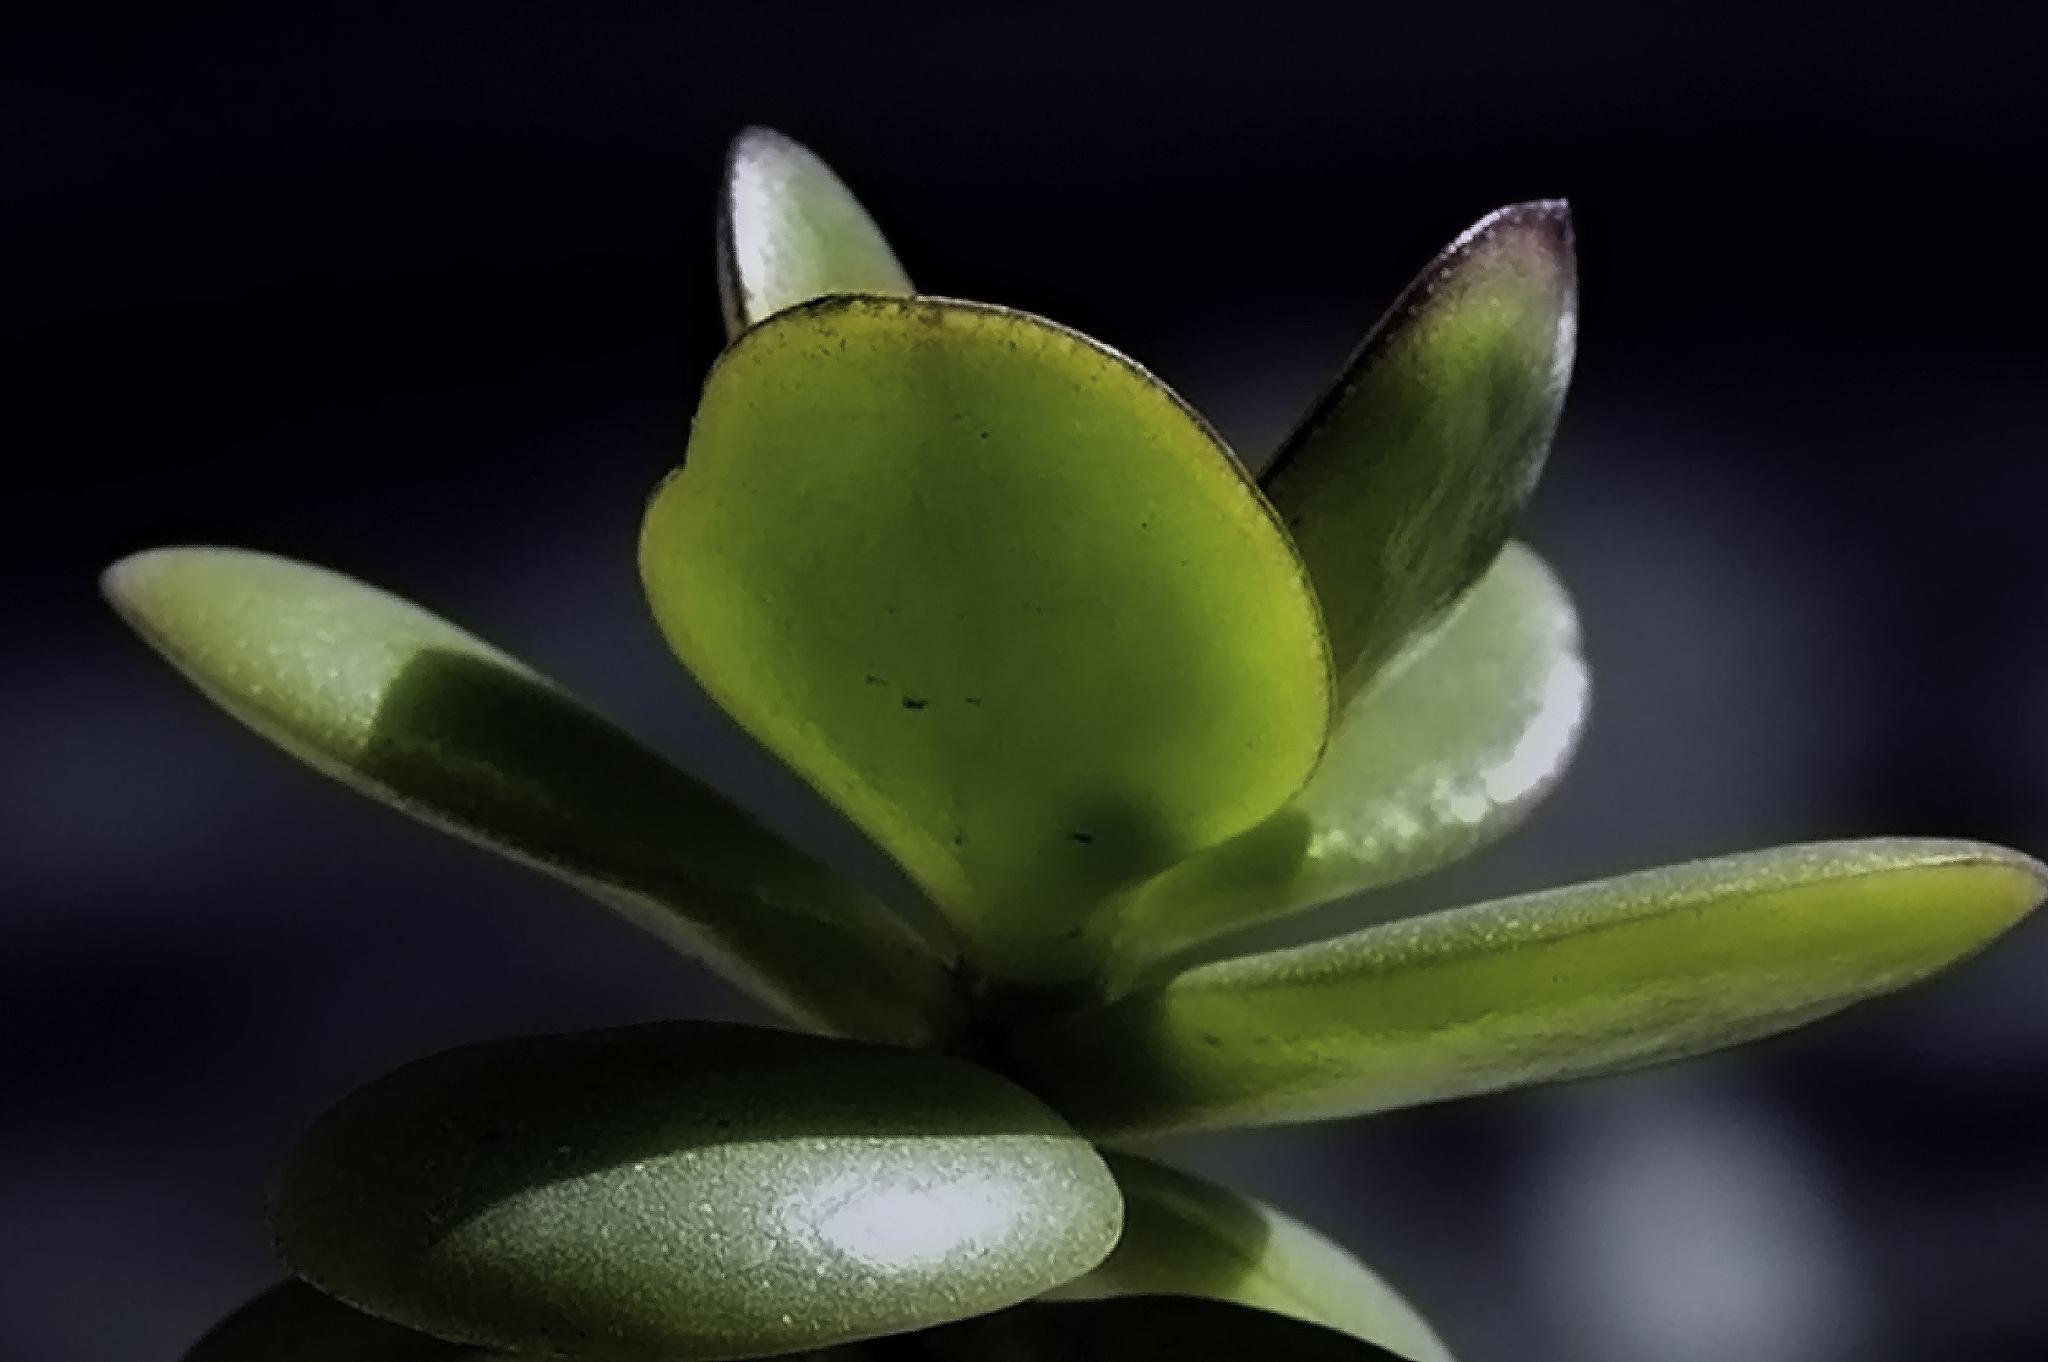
left=902, top=696, right=929, bottom=710
left=1063, top=926, right=1084, bottom=940
left=978, top=429, right=991, bottom=440
left=1069, top=830, right=1095, bottom=845
left=864, top=674, right=886, bottom=686
left=964, top=695, right=984, bottom=707
left=1200, top=1032, right=1224, bottom=1048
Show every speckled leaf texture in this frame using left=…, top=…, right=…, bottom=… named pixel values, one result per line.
left=103, top=549, right=956, bottom=1045
left=642, top=296, right=1332, bottom=984
left=1014, top=840, right=2046, bottom=1135
left=1261, top=201, right=1576, bottom=696
left=1052, top=1152, right=1451, bottom=1362
left=1112, top=543, right=1586, bottom=977
left=271, top=1022, right=1123, bottom=1360
left=718, top=126, right=912, bottom=335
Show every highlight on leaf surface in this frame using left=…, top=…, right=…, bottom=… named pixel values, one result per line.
left=271, top=1022, right=1123, bottom=1361
left=1052, top=1152, right=1451, bottom=1362
left=102, top=548, right=956, bottom=1046
left=719, top=126, right=912, bottom=335
left=642, top=295, right=1333, bottom=984
left=1261, top=201, right=1576, bottom=696
left=1112, top=543, right=1587, bottom=978
left=184, top=1282, right=493, bottom=1361
left=1012, top=839, right=2047, bottom=1136
left=923, top=1296, right=1416, bottom=1361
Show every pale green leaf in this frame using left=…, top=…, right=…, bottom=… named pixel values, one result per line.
left=104, top=548, right=958, bottom=1045
left=272, top=1022, right=1123, bottom=1360
left=1110, top=544, right=1586, bottom=979
left=1050, top=1152, right=1451, bottom=1362
left=185, top=1283, right=492, bottom=1360
left=1012, top=840, right=2046, bottom=1135
left=642, top=296, right=1332, bottom=984
left=922, top=1298, right=1416, bottom=1361
left=1262, top=202, right=1576, bottom=695
left=719, top=126, right=912, bottom=335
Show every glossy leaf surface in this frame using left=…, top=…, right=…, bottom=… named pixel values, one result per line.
left=719, top=126, right=911, bottom=335
left=643, top=296, right=1332, bottom=982
left=1112, top=544, right=1586, bottom=978
left=274, top=1022, right=1122, bottom=1360
left=104, top=549, right=956, bottom=1045
left=1014, top=840, right=2046, bottom=1135
left=1051, top=1152, right=1451, bottom=1362
left=923, top=1298, right=1414, bottom=1361
left=185, top=1283, right=491, bottom=1361
left=1262, top=202, right=1576, bottom=694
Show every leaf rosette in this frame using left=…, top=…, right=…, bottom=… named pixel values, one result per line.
left=112, top=127, right=2039, bottom=1362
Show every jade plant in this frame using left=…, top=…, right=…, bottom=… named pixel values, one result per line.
left=114, top=128, right=2041, bottom=1362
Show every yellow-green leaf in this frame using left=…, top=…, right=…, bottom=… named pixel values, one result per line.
left=1012, top=840, right=2046, bottom=1136
left=922, top=1298, right=1416, bottom=1361
left=1110, top=544, right=1586, bottom=979
left=1050, top=1152, right=1451, bottom=1362
left=272, top=1022, right=1123, bottom=1360
left=184, top=1283, right=492, bottom=1361
left=1262, top=202, right=1576, bottom=695
left=642, top=296, right=1332, bottom=984
left=718, top=126, right=911, bottom=335
left=104, top=548, right=957, bottom=1045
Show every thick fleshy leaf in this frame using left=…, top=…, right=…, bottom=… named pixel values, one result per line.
left=718, top=126, right=912, bottom=335
left=185, top=1283, right=492, bottom=1361
left=922, top=1298, right=1415, bottom=1361
left=273, top=1022, right=1123, bottom=1360
left=1109, top=544, right=1587, bottom=979
left=1011, top=840, right=2046, bottom=1135
left=1261, top=201, right=1576, bottom=695
left=642, top=296, right=1332, bottom=983
left=1050, top=1152, right=1451, bottom=1362
left=104, top=549, right=957, bottom=1045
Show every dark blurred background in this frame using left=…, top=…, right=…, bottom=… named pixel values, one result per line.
left=7, top=5, right=2048, bottom=1359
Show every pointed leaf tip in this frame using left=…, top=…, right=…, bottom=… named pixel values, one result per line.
left=1261, top=198, right=1578, bottom=695
left=718, top=125, right=911, bottom=335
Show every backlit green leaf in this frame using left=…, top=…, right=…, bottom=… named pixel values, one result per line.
left=1012, top=840, right=2046, bottom=1135
left=1110, top=544, right=1586, bottom=979
left=185, top=1283, right=489, bottom=1361
left=719, top=126, right=912, bottom=335
left=272, top=1022, right=1122, bottom=1360
left=1261, top=202, right=1575, bottom=695
left=642, top=296, right=1332, bottom=984
left=103, top=548, right=957, bottom=1045
left=1051, top=1152, right=1451, bottom=1362
left=922, top=1298, right=1415, bottom=1361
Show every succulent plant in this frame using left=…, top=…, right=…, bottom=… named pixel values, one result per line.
left=117, top=127, right=2040, bottom=1362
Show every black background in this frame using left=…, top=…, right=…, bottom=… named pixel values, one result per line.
left=7, top=5, right=2048, bottom=1360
